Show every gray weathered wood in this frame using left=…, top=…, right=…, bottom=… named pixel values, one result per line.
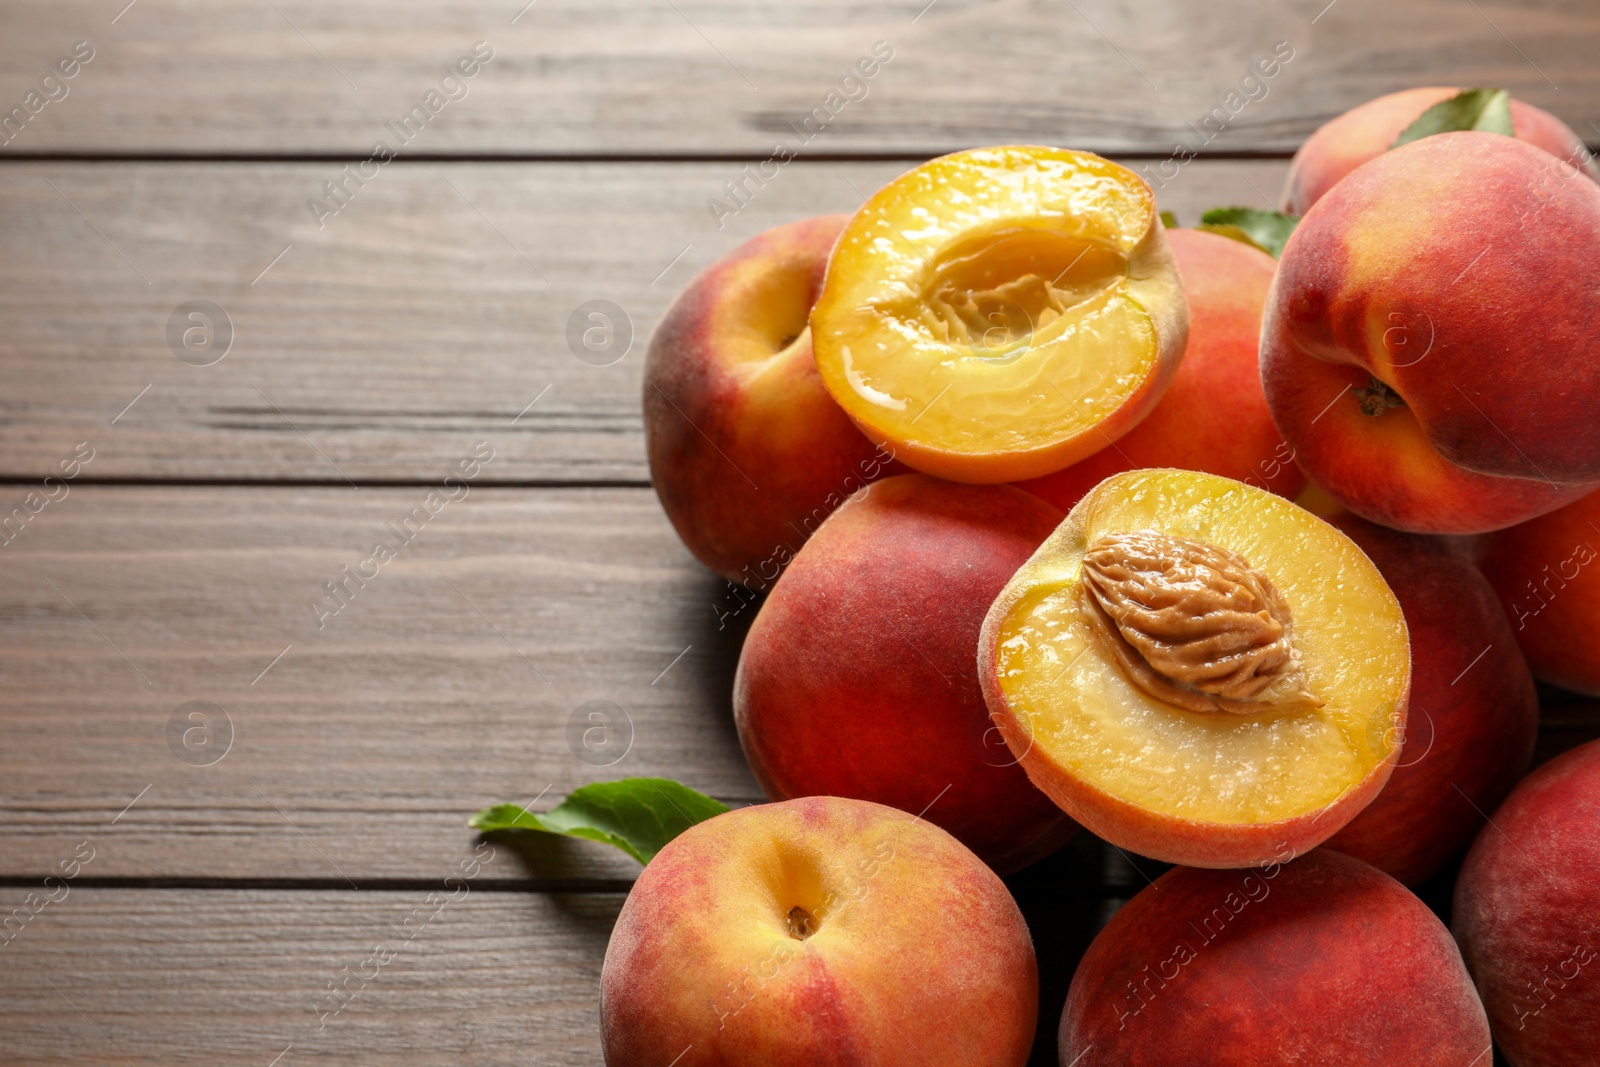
left=0, top=486, right=760, bottom=882
left=0, top=0, right=1594, bottom=156
left=0, top=159, right=1288, bottom=482
left=0, top=887, right=618, bottom=1065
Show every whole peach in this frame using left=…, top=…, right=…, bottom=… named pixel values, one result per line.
left=1062, top=849, right=1491, bottom=1066
left=1323, top=516, right=1538, bottom=884
left=1454, top=739, right=1600, bottom=1066
left=600, top=796, right=1038, bottom=1067
left=645, top=215, right=897, bottom=584
left=734, top=473, right=1075, bottom=873
left=1479, top=487, right=1600, bottom=695
left=1017, top=228, right=1302, bottom=511
left=1283, top=86, right=1598, bottom=214
left=1262, top=131, right=1600, bottom=533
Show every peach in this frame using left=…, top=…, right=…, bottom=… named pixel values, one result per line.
left=600, top=796, right=1038, bottom=1067
left=734, top=473, right=1075, bottom=873
left=1284, top=87, right=1598, bottom=215
left=1018, top=227, right=1302, bottom=512
left=810, top=146, right=1188, bottom=483
left=1453, top=739, right=1600, bottom=1066
left=1062, top=849, right=1492, bottom=1065
left=980, top=468, right=1410, bottom=868
left=1262, top=132, right=1600, bottom=533
left=1479, top=487, right=1600, bottom=696
left=644, top=215, right=897, bottom=584
left=1322, top=516, right=1538, bottom=884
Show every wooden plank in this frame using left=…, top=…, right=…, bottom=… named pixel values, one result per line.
left=0, top=878, right=1125, bottom=1067
left=0, top=1, right=1595, bottom=155
left=0, top=485, right=761, bottom=883
left=0, top=159, right=1288, bottom=483
left=0, top=887, right=619, bottom=1066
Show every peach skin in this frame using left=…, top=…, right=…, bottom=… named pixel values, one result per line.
left=1323, top=516, right=1538, bottom=884
left=1479, top=487, right=1600, bottom=696
left=645, top=215, right=897, bottom=585
left=1262, top=132, right=1600, bottom=533
left=600, top=796, right=1038, bottom=1067
left=1063, top=849, right=1491, bottom=1066
left=1018, top=227, right=1302, bottom=512
left=1454, top=739, right=1600, bottom=1067
left=1284, top=87, right=1598, bottom=215
left=735, top=473, right=1075, bottom=873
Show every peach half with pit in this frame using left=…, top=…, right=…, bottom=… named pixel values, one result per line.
left=810, top=145, right=1188, bottom=483
left=599, top=796, right=1038, bottom=1067
left=979, top=468, right=1411, bottom=868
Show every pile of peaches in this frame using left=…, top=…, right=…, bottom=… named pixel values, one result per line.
left=620, top=88, right=1600, bottom=1066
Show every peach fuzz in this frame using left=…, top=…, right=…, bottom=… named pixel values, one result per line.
left=734, top=473, right=1075, bottom=873
left=1322, top=516, right=1538, bottom=884
left=599, top=796, right=1037, bottom=1067
left=644, top=215, right=897, bottom=584
left=1479, top=487, right=1600, bottom=696
left=1283, top=87, right=1599, bottom=215
left=1453, top=739, right=1600, bottom=1066
left=1262, top=132, right=1600, bottom=533
left=1062, top=849, right=1491, bottom=1066
left=1018, top=227, right=1302, bottom=512
left=980, top=469, right=1410, bottom=869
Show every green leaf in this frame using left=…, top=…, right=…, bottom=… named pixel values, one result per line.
left=1391, top=88, right=1514, bottom=149
left=1197, top=207, right=1300, bottom=258
left=469, top=777, right=731, bottom=865
left=1159, top=210, right=1179, bottom=230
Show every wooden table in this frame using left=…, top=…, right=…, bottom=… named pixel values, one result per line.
left=2, top=2, right=1596, bottom=1063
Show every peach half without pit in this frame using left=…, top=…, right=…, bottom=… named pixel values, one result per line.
left=979, top=468, right=1411, bottom=868
left=810, top=146, right=1188, bottom=483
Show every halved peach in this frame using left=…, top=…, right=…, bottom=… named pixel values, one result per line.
left=979, top=468, right=1411, bottom=867
left=810, top=146, right=1188, bottom=483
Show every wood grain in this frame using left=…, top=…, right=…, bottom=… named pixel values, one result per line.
left=0, top=874, right=1138, bottom=1067
left=0, top=486, right=760, bottom=883
left=0, top=0, right=1595, bottom=156
left=0, top=887, right=619, bottom=1066
left=0, top=159, right=1289, bottom=483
